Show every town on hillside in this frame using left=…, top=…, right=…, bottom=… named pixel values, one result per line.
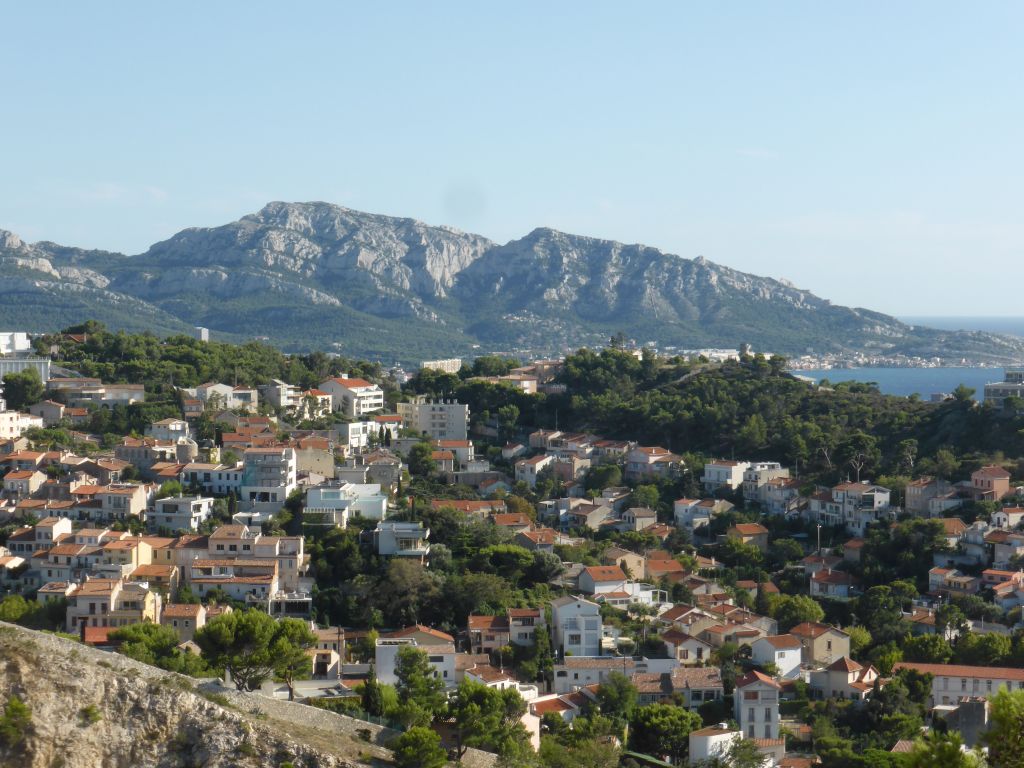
left=1, top=325, right=1023, bottom=767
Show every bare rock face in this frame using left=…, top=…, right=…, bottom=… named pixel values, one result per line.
left=2, top=204, right=1024, bottom=363
left=137, top=201, right=494, bottom=300
left=0, top=623, right=367, bottom=768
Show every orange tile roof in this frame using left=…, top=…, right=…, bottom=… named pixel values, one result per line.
left=583, top=565, right=627, bottom=582
left=893, top=661, right=1024, bottom=682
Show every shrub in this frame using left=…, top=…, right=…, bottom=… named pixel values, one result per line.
left=0, top=696, right=32, bottom=748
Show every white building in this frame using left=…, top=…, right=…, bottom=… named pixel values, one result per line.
left=193, top=382, right=258, bottom=413
left=373, top=520, right=430, bottom=561
left=552, top=656, right=679, bottom=695
left=260, top=379, right=303, bottom=411
left=0, top=409, right=44, bottom=440
left=984, top=368, right=1024, bottom=408
left=375, top=636, right=456, bottom=687
left=0, top=357, right=51, bottom=382
left=0, top=332, right=31, bottom=356
left=702, top=460, right=751, bottom=493
left=149, top=495, right=214, bottom=533
left=319, top=376, right=385, bottom=418
left=336, top=420, right=380, bottom=452
left=688, top=726, right=742, bottom=765
left=808, top=482, right=893, bottom=536
left=397, top=397, right=469, bottom=441
left=240, top=446, right=297, bottom=508
left=515, top=454, right=555, bottom=489
left=145, top=418, right=191, bottom=442
left=305, top=483, right=389, bottom=526
left=180, top=462, right=243, bottom=496
left=742, top=462, right=790, bottom=502
left=751, top=635, right=803, bottom=680
left=893, top=661, right=1024, bottom=708
left=734, top=670, right=781, bottom=740
left=420, top=359, right=462, bottom=374
left=551, top=596, right=602, bottom=657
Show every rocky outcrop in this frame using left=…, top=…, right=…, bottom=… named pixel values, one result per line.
left=0, top=622, right=373, bottom=768
left=2, top=205, right=1023, bottom=364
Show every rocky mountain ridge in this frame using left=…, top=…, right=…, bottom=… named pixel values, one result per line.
left=2, top=201, right=1022, bottom=364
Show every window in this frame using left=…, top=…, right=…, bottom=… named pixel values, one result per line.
left=748, top=707, right=755, bottom=721
left=764, top=725, right=771, bottom=739
left=765, top=707, right=771, bottom=720
left=682, top=649, right=689, bottom=660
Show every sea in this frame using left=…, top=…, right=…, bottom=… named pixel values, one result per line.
left=788, top=316, right=1024, bottom=401
left=790, top=367, right=1001, bottom=400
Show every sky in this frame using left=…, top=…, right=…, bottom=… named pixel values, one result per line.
left=2, top=2, right=1023, bottom=316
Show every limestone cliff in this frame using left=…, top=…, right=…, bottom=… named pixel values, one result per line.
left=0, top=622, right=376, bottom=768
left=2, top=202, right=1024, bottom=364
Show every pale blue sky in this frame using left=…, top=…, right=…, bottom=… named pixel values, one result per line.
left=2, top=3, right=1022, bottom=315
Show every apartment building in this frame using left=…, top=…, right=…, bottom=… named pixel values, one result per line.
left=397, top=397, right=469, bottom=441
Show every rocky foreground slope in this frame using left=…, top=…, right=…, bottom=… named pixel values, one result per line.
left=3, top=202, right=1023, bottom=363
left=0, top=622, right=378, bottom=768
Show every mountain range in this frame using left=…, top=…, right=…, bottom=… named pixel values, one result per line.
left=2, top=201, right=1022, bottom=365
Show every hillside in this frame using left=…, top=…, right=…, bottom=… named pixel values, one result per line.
left=0, top=622, right=377, bottom=768
left=2, top=202, right=1023, bottom=364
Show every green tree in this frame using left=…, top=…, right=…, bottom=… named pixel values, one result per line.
left=408, top=442, right=437, bottom=477
left=954, top=632, right=1011, bottom=667
left=738, top=413, right=768, bottom=453
left=271, top=617, right=317, bottom=701
left=390, top=726, right=448, bottom=768
left=630, top=484, right=661, bottom=510
left=585, top=464, right=623, bottom=492
left=847, top=625, right=873, bottom=656
left=934, top=448, right=961, bottom=480
left=935, top=604, right=969, bottom=640
left=394, top=646, right=447, bottom=726
left=156, top=480, right=183, bottom=499
left=362, top=666, right=386, bottom=716
left=772, top=594, right=825, bottom=632
left=0, top=595, right=32, bottom=623
left=902, top=633, right=952, bottom=664
left=194, top=610, right=279, bottom=691
left=857, top=584, right=915, bottom=644
left=907, top=730, right=983, bottom=768
left=984, top=686, right=1024, bottom=768
left=596, top=671, right=638, bottom=734
left=497, top=404, right=520, bottom=438
left=1, top=368, right=44, bottom=410
left=449, top=678, right=531, bottom=759
left=628, top=704, right=702, bottom=763
left=952, top=384, right=976, bottom=403
left=109, top=622, right=208, bottom=675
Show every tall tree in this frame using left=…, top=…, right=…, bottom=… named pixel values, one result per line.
left=271, top=617, right=317, bottom=701
left=596, top=672, right=638, bottom=735
left=394, top=646, right=446, bottom=726
left=194, top=610, right=302, bottom=692
left=449, top=679, right=530, bottom=760
left=2, top=369, right=44, bottom=410
left=390, top=726, right=448, bottom=768
left=984, top=687, right=1024, bottom=768
left=628, top=704, right=702, bottom=764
